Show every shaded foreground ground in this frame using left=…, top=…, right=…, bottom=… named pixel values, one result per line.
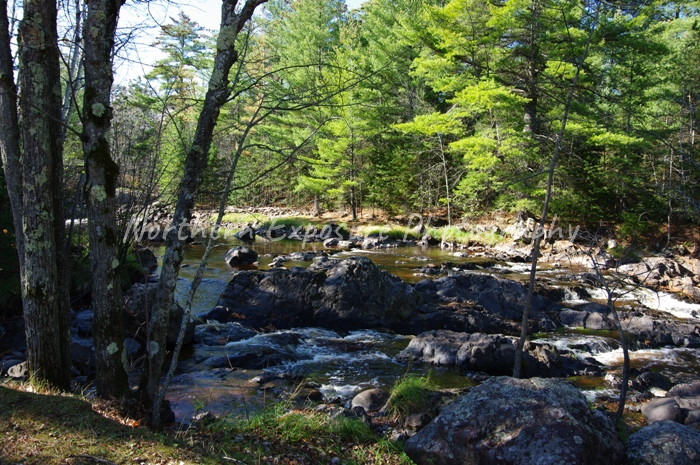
left=0, top=383, right=411, bottom=465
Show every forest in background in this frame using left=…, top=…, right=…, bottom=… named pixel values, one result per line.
left=52, top=0, right=700, bottom=227
left=1, top=0, right=698, bottom=235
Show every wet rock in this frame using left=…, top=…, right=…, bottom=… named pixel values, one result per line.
left=404, top=377, right=623, bottom=465
left=351, top=388, right=390, bottom=412
left=559, top=308, right=612, bottom=331
left=225, top=246, right=258, bottom=265
left=193, top=322, right=257, bottom=346
left=196, top=332, right=302, bottom=370
left=625, top=421, right=700, bottom=465
left=632, top=371, right=673, bottom=392
left=205, top=257, right=418, bottom=331
left=323, top=238, right=339, bottom=247
left=288, top=251, right=317, bottom=262
left=124, top=283, right=196, bottom=346
left=398, top=330, right=601, bottom=378
left=414, top=273, right=558, bottom=321
left=642, top=398, right=684, bottom=424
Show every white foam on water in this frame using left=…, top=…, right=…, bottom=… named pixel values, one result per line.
left=582, top=285, right=700, bottom=320
left=531, top=335, right=619, bottom=358
left=592, top=347, right=697, bottom=368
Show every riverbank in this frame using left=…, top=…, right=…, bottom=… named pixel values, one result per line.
left=0, top=381, right=412, bottom=464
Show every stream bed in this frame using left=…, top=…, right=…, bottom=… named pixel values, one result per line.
left=158, top=239, right=700, bottom=422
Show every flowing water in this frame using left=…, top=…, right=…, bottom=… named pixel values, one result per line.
left=155, top=239, right=700, bottom=422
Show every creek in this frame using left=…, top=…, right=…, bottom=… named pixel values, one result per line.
left=159, top=239, right=700, bottom=422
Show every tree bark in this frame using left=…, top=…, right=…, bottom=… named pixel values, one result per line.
left=15, top=0, right=71, bottom=389
left=81, top=0, right=130, bottom=399
left=144, top=0, right=268, bottom=426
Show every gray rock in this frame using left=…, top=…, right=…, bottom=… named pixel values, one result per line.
left=641, top=398, right=684, bottom=424
left=398, top=330, right=602, bottom=378
left=225, top=246, right=258, bottom=265
left=667, top=381, right=700, bottom=398
left=625, top=421, right=700, bottom=465
left=414, top=273, right=558, bottom=321
left=676, top=398, right=700, bottom=427
left=404, top=377, right=623, bottom=465
left=124, top=283, right=196, bottom=346
left=351, top=388, right=390, bottom=412
left=193, top=322, right=257, bottom=346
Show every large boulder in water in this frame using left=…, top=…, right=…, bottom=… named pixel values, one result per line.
left=397, top=330, right=602, bottom=378
left=404, top=377, right=623, bottom=465
left=625, top=420, right=700, bottom=465
left=414, top=273, right=559, bottom=321
left=203, top=256, right=418, bottom=331
left=225, top=246, right=258, bottom=265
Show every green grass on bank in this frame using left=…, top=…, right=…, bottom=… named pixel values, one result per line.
left=207, top=212, right=511, bottom=246
left=211, top=402, right=413, bottom=464
left=385, top=375, right=437, bottom=420
left=0, top=384, right=413, bottom=465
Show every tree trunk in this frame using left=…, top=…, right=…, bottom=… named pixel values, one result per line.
left=144, top=0, right=268, bottom=427
left=81, top=0, right=130, bottom=399
left=15, top=0, right=71, bottom=389
left=0, top=0, right=23, bottom=268
left=513, top=0, right=601, bottom=379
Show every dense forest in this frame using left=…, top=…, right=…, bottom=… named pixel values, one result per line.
left=59, top=0, right=699, bottom=227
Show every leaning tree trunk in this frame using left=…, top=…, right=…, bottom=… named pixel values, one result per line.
left=145, top=0, right=268, bottom=429
left=513, top=0, right=601, bottom=378
left=81, top=0, right=130, bottom=399
left=15, top=0, right=72, bottom=389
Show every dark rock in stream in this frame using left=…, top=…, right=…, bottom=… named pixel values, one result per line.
left=204, top=256, right=418, bottom=331
left=398, top=330, right=603, bottom=378
left=414, top=273, right=559, bottom=321
left=225, top=246, right=259, bottom=265
left=404, top=377, right=624, bottom=465
left=193, top=322, right=257, bottom=346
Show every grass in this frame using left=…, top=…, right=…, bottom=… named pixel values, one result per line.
left=0, top=384, right=209, bottom=465
left=425, top=226, right=507, bottom=246
left=354, top=225, right=420, bottom=241
left=209, top=401, right=413, bottom=464
left=0, top=383, right=414, bottom=465
left=385, top=375, right=437, bottom=420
